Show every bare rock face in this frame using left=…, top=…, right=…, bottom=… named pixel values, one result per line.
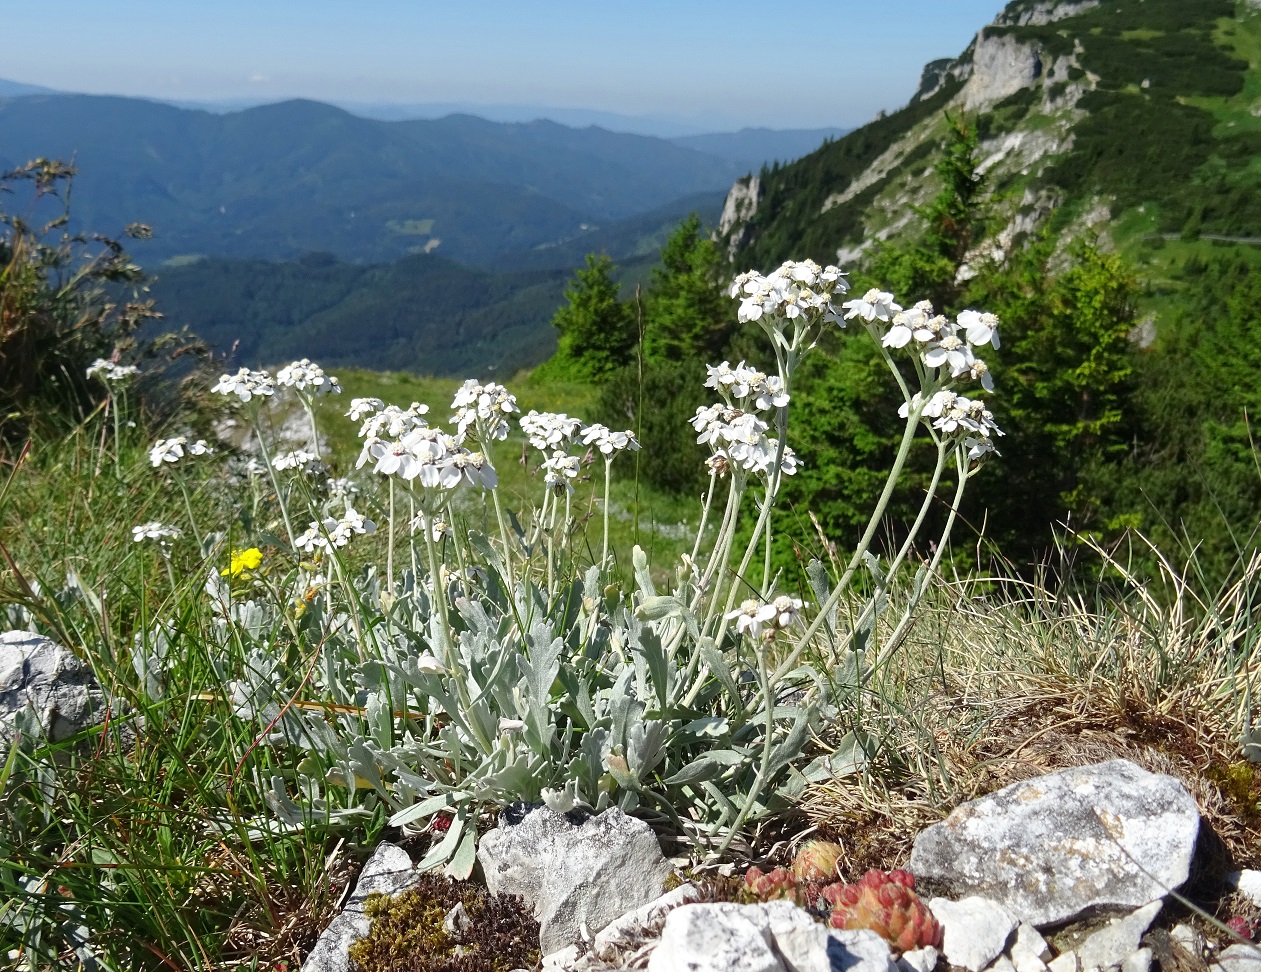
left=718, top=175, right=761, bottom=259
left=963, top=30, right=1043, bottom=111
left=0, top=630, right=104, bottom=742
left=909, top=760, right=1200, bottom=928
left=478, top=804, right=672, bottom=955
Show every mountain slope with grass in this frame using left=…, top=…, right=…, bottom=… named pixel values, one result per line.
left=719, top=0, right=1261, bottom=278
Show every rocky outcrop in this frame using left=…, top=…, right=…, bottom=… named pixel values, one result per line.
left=909, top=760, right=1200, bottom=928
left=997, top=1, right=1100, bottom=27
left=963, top=30, right=1044, bottom=111
left=718, top=175, right=762, bottom=260
left=0, top=630, right=105, bottom=743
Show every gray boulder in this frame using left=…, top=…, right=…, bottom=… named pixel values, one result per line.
left=302, top=843, right=420, bottom=972
left=910, top=760, right=1200, bottom=927
left=0, top=631, right=104, bottom=742
left=478, top=804, right=672, bottom=955
left=646, top=902, right=897, bottom=972
left=1075, top=901, right=1162, bottom=971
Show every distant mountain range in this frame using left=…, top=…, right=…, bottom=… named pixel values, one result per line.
left=0, top=83, right=845, bottom=267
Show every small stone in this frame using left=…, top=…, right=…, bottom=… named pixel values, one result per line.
left=899, top=946, right=939, bottom=972
left=1122, top=948, right=1153, bottom=972
left=910, top=761, right=1200, bottom=927
left=988, top=957, right=1018, bottom=972
left=825, top=929, right=900, bottom=972
left=444, top=901, right=471, bottom=939
left=646, top=904, right=784, bottom=972
left=1170, top=924, right=1205, bottom=957
left=1014, top=925, right=1052, bottom=962
left=1214, top=945, right=1261, bottom=972
left=542, top=944, right=580, bottom=971
left=930, top=897, right=1017, bottom=972
left=1076, top=901, right=1162, bottom=972
left=479, top=804, right=672, bottom=955
left=1228, top=871, right=1261, bottom=908
left=1047, top=953, right=1079, bottom=972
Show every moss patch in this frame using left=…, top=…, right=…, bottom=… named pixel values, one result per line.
left=348, top=875, right=540, bottom=972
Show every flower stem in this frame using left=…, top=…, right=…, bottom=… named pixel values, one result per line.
left=601, top=457, right=613, bottom=570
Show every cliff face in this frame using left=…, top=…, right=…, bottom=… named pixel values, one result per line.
left=719, top=0, right=1253, bottom=276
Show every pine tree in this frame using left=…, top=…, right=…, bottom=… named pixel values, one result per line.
left=642, top=214, right=730, bottom=361
left=543, top=253, right=635, bottom=382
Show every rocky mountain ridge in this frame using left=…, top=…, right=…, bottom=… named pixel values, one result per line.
left=718, top=0, right=1256, bottom=279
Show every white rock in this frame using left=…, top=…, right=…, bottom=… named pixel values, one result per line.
left=0, top=630, right=105, bottom=742
left=1076, top=901, right=1162, bottom=972
left=1122, top=948, right=1153, bottom=972
left=1014, top=924, right=1052, bottom=962
left=930, top=896, right=1017, bottom=972
left=1228, top=871, right=1261, bottom=908
left=1214, top=944, right=1261, bottom=972
left=591, top=883, right=703, bottom=961
left=825, top=928, right=900, bottom=972
left=1170, top=923, right=1205, bottom=957
left=301, top=843, right=420, bottom=972
left=988, top=957, right=1019, bottom=972
left=543, top=944, right=581, bottom=971
left=899, top=946, right=939, bottom=972
left=479, top=804, right=672, bottom=955
left=647, top=904, right=784, bottom=972
left=910, top=761, right=1200, bottom=927
left=1047, top=953, right=1079, bottom=972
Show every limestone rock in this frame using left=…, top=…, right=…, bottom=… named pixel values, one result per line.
left=910, top=760, right=1200, bottom=927
left=1076, top=901, right=1162, bottom=971
left=1122, top=948, right=1153, bottom=972
left=1170, top=923, right=1205, bottom=958
left=1010, top=923, right=1052, bottom=972
left=929, top=896, right=1017, bottom=972
left=1214, top=945, right=1261, bottom=972
left=1047, top=953, right=1079, bottom=972
left=963, top=30, right=1043, bottom=111
left=478, top=804, right=671, bottom=955
left=0, top=630, right=105, bottom=742
left=646, top=903, right=785, bottom=972
left=1227, top=870, right=1261, bottom=908
left=302, top=843, right=420, bottom=972
left=898, top=947, right=939, bottom=972
left=645, top=903, right=897, bottom=972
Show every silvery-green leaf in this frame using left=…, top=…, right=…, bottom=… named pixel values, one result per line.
left=683, top=716, right=729, bottom=738
left=389, top=791, right=469, bottom=828
left=665, top=749, right=744, bottom=786
left=417, top=805, right=467, bottom=871
left=632, top=545, right=656, bottom=598
left=444, top=824, right=478, bottom=880
left=829, top=730, right=876, bottom=777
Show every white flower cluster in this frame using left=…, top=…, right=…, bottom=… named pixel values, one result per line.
left=691, top=405, right=799, bottom=477
left=131, top=521, right=182, bottom=547
left=900, top=390, right=1004, bottom=459
left=87, top=359, right=140, bottom=382
left=580, top=424, right=640, bottom=456
left=729, top=259, right=849, bottom=327
left=451, top=380, right=518, bottom=443
left=520, top=410, right=583, bottom=452
left=354, top=402, right=430, bottom=442
left=148, top=436, right=213, bottom=467
left=726, top=595, right=806, bottom=641
left=294, top=506, right=376, bottom=554
left=705, top=361, right=789, bottom=412
left=272, top=450, right=321, bottom=472
left=541, top=450, right=583, bottom=492
left=850, top=296, right=1001, bottom=393
left=212, top=368, right=275, bottom=403
left=276, top=358, right=341, bottom=395
left=361, top=427, right=498, bottom=490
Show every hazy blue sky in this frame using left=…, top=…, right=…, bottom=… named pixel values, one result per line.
left=3, top=1, right=1005, bottom=133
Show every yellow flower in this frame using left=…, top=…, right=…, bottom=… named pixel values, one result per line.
left=222, top=547, right=263, bottom=577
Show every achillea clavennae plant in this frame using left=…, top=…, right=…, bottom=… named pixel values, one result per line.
left=118, top=259, right=1004, bottom=875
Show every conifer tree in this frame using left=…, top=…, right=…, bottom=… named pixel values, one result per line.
left=643, top=214, right=729, bottom=361
left=544, top=253, right=634, bottom=382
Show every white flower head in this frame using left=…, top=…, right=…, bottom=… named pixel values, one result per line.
left=958, top=310, right=1000, bottom=349
left=520, top=410, right=583, bottom=452
left=346, top=397, right=384, bottom=421
left=272, top=450, right=321, bottom=472
left=131, top=521, right=182, bottom=549
left=726, top=594, right=806, bottom=641
left=541, top=449, right=582, bottom=492
left=842, top=289, right=902, bottom=323
left=451, top=379, right=518, bottom=443
left=212, top=368, right=275, bottom=403
left=731, top=260, right=849, bottom=329
left=580, top=423, right=640, bottom=456
left=276, top=358, right=341, bottom=395
left=87, top=359, right=140, bottom=383
left=149, top=436, right=214, bottom=467
left=359, top=402, right=430, bottom=440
